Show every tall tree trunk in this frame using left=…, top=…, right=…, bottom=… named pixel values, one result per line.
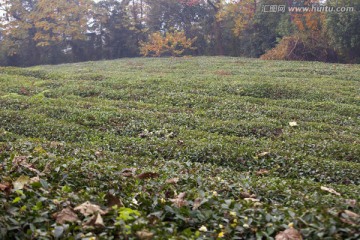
left=207, top=0, right=224, bottom=55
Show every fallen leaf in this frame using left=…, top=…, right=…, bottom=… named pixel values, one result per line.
left=256, top=169, right=269, bottom=176
left=121, top=168, right=137, bottom=177
left=95, top=151, right=103, bottom=157
left=136, top=230, right=154, bottom=240
left=344, top=210, right=360, bottom=220
left=257, top=152, right=270, bottom=157
left=244, top=198, right=260, bottom=202
left=192, top=198, right=202, bottom=210
left=170, top=192, right=188, bottom=207
left=275, top=228, right=303, bottom=240
left=30, top=176, right=40, bottom=184
left=240, top=192, right=254, bottom=198
left=74, top=201, right=107, bottom=216
left=12, top=156, right=40, bottom=174
left=84, top=213, right=105, bottom=228
left=94, top=213, right=104, bottom=227
left=50, top=141, right=64, bottom=148
left=345, top=199, right=357, bottom=208
left=0, top=183, right=11, bottom=191
left=340, top=217, right=356, bottom=225
left=166, top=178, right=179, bottom=184
left=289, top=122, right=298, bottom=127
left=105, top=193, right=124, bottom=208
left=13, top=175, right=30, bottom=190
left=41, top=162, right=52, bottom=175
left=321, top=186, right=341, bottom=196
left=136, top=172, right=160, bottom=179
left=55, top=208, right=79, bottom=224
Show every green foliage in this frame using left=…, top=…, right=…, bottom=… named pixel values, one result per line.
left=0, top=57, right=359, bottom=238
left=326, top=1, right=360, bottom=63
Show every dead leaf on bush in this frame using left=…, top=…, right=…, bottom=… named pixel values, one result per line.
left=275, top=228, right=303, bottom=240
left=30, top=176, right=40, bottom=184
left=345, top=199, right=357, bottom=208
left=136, top=230, right=154, bottom=240
left=170, top=192, right=188, bottom=207
left=289, top=122, right=298, bottom=127
left=344, top=210, right=360, bottom=220
left=12, top=156, right=40, bottom=174
left=136, top=172, right=160, bottom=179
left=74, top=201, right=107, bottom=216
left=0, top=183, right=10, bottom=191
left=166, top=178, right=179, bottom=184
left=244, top=198, right=260, bottom=202
left=0, top=182, right=11, bottom=195
left=84, top=213, right=105, bottom=228
left=121, top=168, right=137, bottom=177
left=257, top=152, right=270, bottom=157
left=321, top=186, right=341, bottom=196
left=55, top=208, right=79, bottom=224
left=256, top=169, right=269, bottom=176
left=50, top=141, right=64, bottom=148
left=240, top=192, right=255, bottom=199
left=105, top=193, right=124, bottom=208
left=192, top=198, right=202, bottom=210
left=13, top=175, right=30, bottom=190
left=340, top=218, right=356, bottom=225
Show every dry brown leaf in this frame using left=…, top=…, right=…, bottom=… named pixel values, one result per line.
left=244, top=198, right=260, bottom=202
left=74, top=201, right=107, bottom=216
left=50, top=141, right=64, bottom=148
left=256, top=169, right=269, bottom=176
left=12, top=156, right=40, bottom=174
left=166, top=178, right=179, bottom=184
left=136, top=172, right=160, bottom=180
left=321, top=186, right=341, bottom=196
left=41, top=162, right=52, bottom=175
left=289, top=122, right=298, bottom=127
left=344, top=210, right=360, bottom=220
left=121, top=168, right=137, bottom=177
left=240, top=192, right=254, bottom=198
left=105, top=193, right=124, bottom=208
left=30, top=176, right=40, bottom=184
left=83, top=213, right=105, bottom=228
left=13, top=175, right=30, bottom=190
left=55, top=208, right=79, bottom=224
left=170, top=192, right=188, bottom=208
left=192, top=198, right=202, bottom=210
left=340, top=209, right=360, bottom=225
left=257, top=152, right=270, bottom=157
left=136, top=230, right=154, bottom=240
left=340, top=217, right=356, bottom=225
left=0, top=183, right=10, bottom=191
left=275, top=228, right=303, bottom=240
left=95, top=151, right=103, bottom=157
left=345, top=199, right=357, bottom=208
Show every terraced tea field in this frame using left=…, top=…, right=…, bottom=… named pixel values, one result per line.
left=0, top=57, right=359, bottom=239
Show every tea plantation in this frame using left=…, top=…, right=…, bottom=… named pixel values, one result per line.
left=0, top=57, right=359, bottom=239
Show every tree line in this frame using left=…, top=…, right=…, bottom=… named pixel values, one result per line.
left=0, top=0, right=359, bottom=66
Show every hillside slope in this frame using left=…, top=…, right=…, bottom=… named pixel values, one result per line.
left=0, top=57, right=359, bottom=239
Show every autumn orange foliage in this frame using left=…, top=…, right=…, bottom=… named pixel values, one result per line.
left=260, top=34, right=337, bottom=62
left=261, top=0, right=336, bottom=62
left=140, top=31, right=197, bottom=57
